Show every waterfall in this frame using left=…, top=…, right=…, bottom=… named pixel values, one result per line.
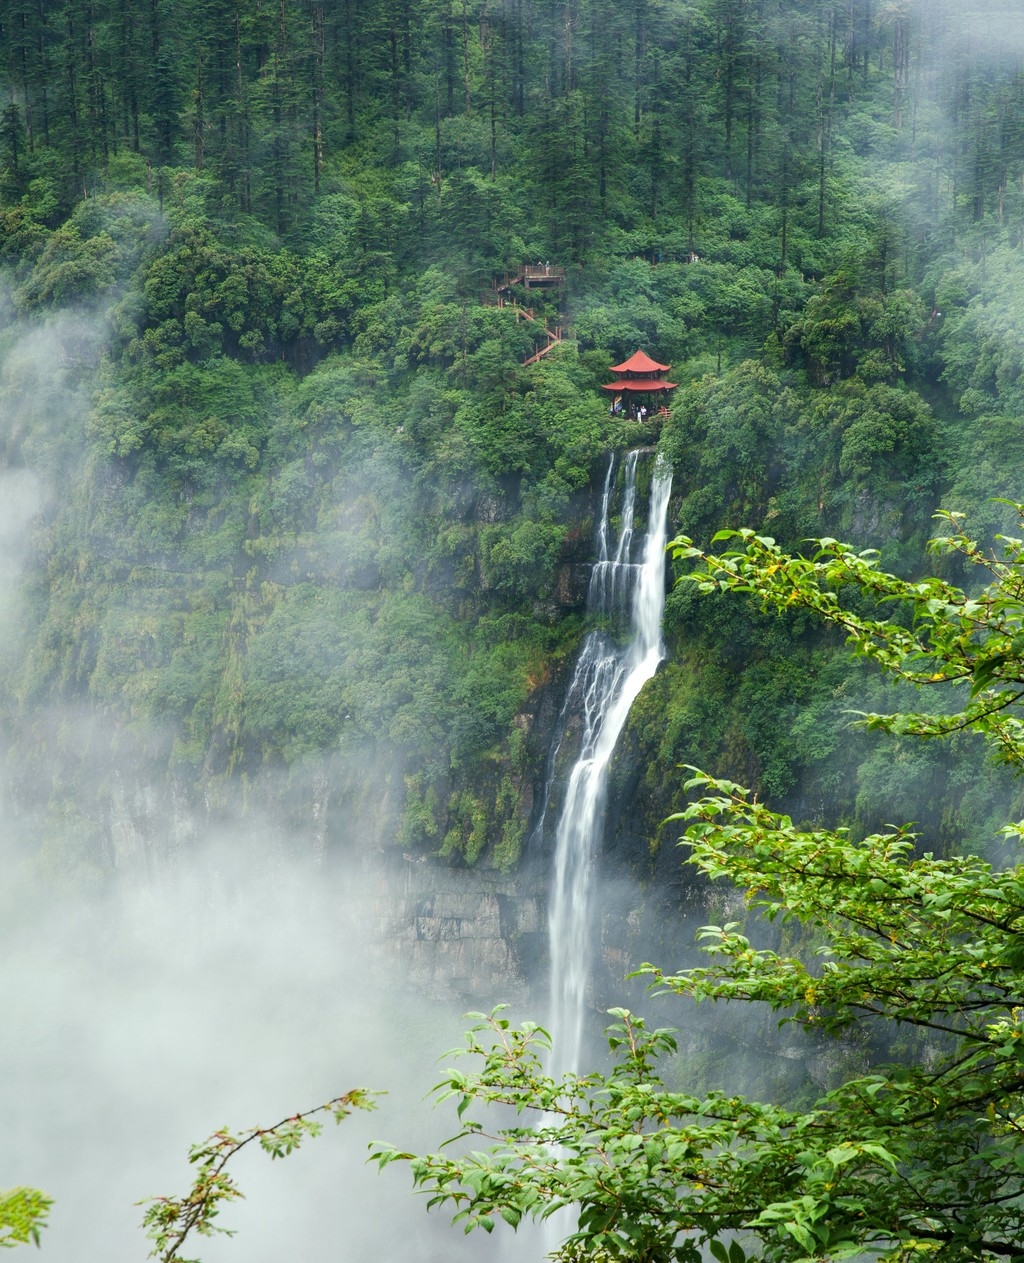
left=544, top=449, right=673, bottom=1080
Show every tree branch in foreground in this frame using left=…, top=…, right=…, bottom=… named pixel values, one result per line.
left=140, top=1089, right=378, bottom=1263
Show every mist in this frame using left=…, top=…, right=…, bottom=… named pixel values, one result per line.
left=0, top=306, right=493, bottom=1262
left=0, top=805, right=503, bottom=1260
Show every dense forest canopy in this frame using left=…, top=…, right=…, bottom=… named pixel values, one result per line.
left=1, top=0, right=1024, bottom=871
left=4, top=0, right=1024, bottom=267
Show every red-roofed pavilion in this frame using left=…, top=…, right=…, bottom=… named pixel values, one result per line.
left=602, top=350, right=677, bottom=419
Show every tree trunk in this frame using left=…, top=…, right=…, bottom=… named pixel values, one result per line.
left=817, top=5, right=837, bottom=237
left=892, top=6, right=910, bottom=129
left=311, top=0, right=324, bottom=193
left=634, top=0, right=646, bottom=130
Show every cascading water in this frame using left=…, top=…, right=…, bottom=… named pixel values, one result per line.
left=544, top=449, right=673, bottom=1080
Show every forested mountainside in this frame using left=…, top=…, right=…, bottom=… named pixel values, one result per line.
left=2, top=0, right=1024, bottom=875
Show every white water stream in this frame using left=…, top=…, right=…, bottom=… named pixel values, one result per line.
left=545, top=449, right=673, bottom=1079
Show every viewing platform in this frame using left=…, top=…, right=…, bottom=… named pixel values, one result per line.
left=495, top=264, right=566, bottom=292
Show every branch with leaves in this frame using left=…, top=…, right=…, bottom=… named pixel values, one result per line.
left=670, top=510, right=1024, bottom=761
left=0, top=1188, right=52, bottom=1250
left=140, top=1090, right=377, bottom=1263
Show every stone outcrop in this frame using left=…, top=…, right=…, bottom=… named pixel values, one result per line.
left=366, top=854, right=546, bottom=1003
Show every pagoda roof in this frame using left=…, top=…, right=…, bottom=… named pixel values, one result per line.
left=601, top=379, right=678, bottom=392
left=609, top=349, right=671, bottom=374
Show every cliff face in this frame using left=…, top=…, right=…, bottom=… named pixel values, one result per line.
left=368, top=854, right=546, bottom=1004
left=0, top=364, right=607, bottom=1002
left=2, top=419, right=694, bottom=1012
left=5, top=293, right=1007, bottom=1014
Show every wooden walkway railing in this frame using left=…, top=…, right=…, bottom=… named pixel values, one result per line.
left=496, top=264, right=566, bottom=289
left=522, top=325, right=563, bottom=366
left=484, top=264, right=567, bottom=364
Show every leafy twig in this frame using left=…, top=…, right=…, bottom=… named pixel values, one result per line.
left=0, top=1187, right=53, bottom=1249
left=140, top=1089, right=378, bottom=1263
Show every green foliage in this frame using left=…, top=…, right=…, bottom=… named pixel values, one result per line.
left=678, top=515, right=1024, bottom=758
left=92, top=356, right=278, bottom=472
left=14, top=223, right=118, bottom=307
left=786, top=269, right=926, bottom=386
left=831, top=382, right=936, bottom=483
left=0, top=1187, right=52, bottom=1249
left=383, top=513, right=1024, bottom=1262
left=3, top=0, right=1016, bottom=283
left=13, top=194, right=157, bottom=307
left=662, top=362, right=798, bottom=541
left=16, top=310, right=608, bottom=864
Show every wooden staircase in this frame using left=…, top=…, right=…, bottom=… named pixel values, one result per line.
left=484, top=264, right=568, bottom=366
left=522, top=324, right=563, bottom=366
